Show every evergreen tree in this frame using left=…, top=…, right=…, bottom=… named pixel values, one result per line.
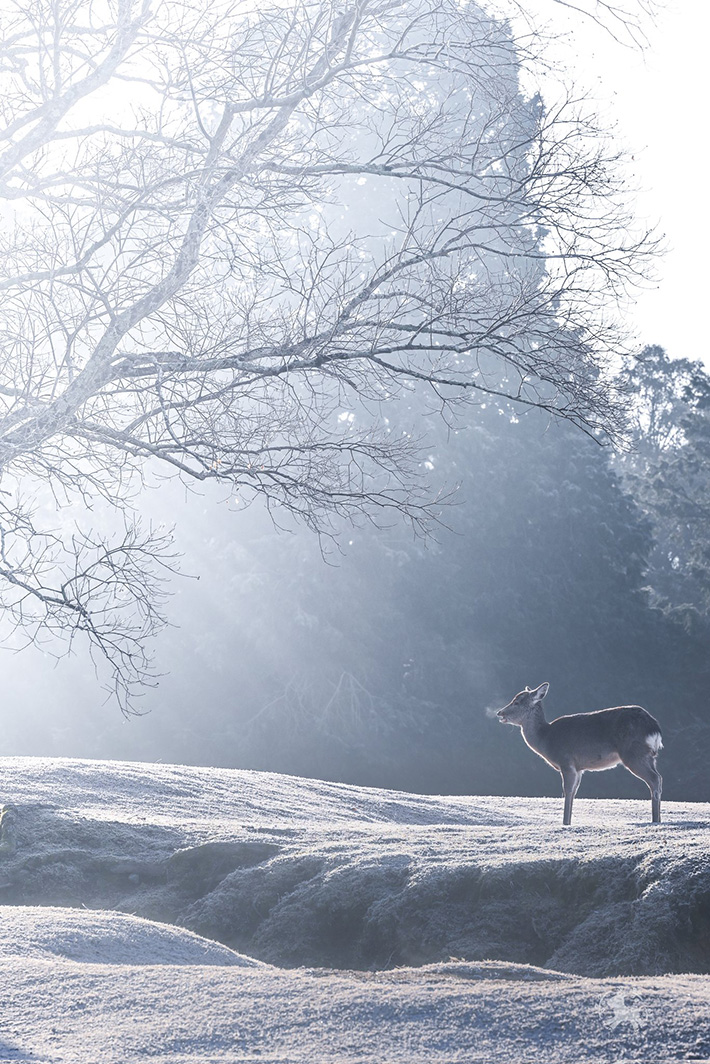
left=617, top=346, right=710, bottom=620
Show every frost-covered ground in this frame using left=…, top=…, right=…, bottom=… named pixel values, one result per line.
left=0, top=757, right=709, bottom=1062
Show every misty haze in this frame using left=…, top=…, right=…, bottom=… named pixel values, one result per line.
left=0, top=0, right=707, bottom=1061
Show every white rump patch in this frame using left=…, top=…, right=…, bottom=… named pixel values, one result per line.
left=646, top=732, right=663, bottom=754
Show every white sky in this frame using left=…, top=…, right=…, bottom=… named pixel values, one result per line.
left=523, top=0, right=707, bottom=363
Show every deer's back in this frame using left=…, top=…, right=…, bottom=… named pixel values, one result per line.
left=547, top=705, right=662, bottom=771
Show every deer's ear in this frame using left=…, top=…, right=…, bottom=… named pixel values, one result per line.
left=524, top=686, right=531, bottom=692
left=533, top=682, right=550, bottom=701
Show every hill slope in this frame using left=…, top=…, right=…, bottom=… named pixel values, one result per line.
left=0, top=757, right=709, bottom=1062
left=1, top=757, right=709, bottom=974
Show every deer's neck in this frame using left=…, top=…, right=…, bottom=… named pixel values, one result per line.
left=521, top=708, right=550, bottom=758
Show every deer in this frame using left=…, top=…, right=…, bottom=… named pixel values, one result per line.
left=496, top=683, right=663, bottom=825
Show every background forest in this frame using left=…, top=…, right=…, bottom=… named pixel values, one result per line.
left=0, top=0, right=704, bottom=807
left=4, top=345, right=710, bottom=804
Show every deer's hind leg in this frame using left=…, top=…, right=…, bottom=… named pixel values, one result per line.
left=620, top=747, right=662, bottom=824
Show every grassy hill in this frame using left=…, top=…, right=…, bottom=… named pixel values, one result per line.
left=0, top=757, right=709, bottom=1061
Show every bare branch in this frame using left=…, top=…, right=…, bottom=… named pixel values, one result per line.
left=0, top=0, right=657, bottom=706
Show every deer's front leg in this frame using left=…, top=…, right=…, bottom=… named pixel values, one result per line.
left=561, top=768, right=582, bottom=826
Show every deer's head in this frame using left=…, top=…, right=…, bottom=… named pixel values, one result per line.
left=497, top=682, right=549, bottom=726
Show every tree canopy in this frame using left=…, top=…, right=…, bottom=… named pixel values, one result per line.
left=0, top=0, right=653, bottom=706
left=618, top=346, right=710, bottom=621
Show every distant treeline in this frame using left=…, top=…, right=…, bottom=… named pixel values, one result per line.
left=8, top=346, right=710, bottom=804
left=131, top=344, right=709, bottom=803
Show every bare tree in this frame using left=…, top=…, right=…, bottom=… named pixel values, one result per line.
left=0, top=0, right=654, bottom=708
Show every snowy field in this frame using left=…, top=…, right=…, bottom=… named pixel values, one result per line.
left=0, top=757, right=709, bottom=1062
